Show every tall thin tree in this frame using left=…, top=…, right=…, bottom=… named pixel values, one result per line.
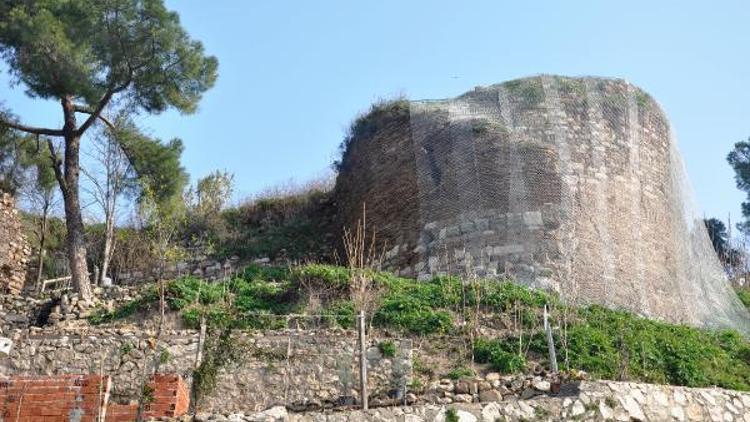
left=0, top=0, right=217, bottom=300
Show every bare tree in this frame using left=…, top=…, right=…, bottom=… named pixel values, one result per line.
left=25, top=179, right=61, bottom=291
left=20, top=141, right=62, bottom=290
left=134, top=187, right=186, bottom=422
left=82, top=121, right=132, bottom=285
left=343, top=204, right=384, bottom=319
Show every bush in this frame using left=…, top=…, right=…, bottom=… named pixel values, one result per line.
left=475, top=304, right=750, bottom=391
left=445, top=407, right=459, bottom=422
left=88, top=286, right=159, bottom=325
left=374, top=295, right=453, bottom=335
left=446, top=366, right=475, bottom=380
left=737, top=289, right=750, bottom=311
left=563, top=305, right=750, bottom=390
left=323, top=300, right=355, bottom=328
left=378, top=341, right=397, bottom=358
left=474, top=338, right=527, bottom=373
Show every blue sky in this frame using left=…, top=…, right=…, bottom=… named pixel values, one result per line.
left=2, top=1, right=749, bottom=224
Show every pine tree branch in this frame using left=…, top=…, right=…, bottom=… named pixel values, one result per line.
left=0, top=116, right=64, bottom=137
left=76, top=76, right=132, bottom=136
left=46, top=138, right=67, bottom=196
left=73, top=104, right=116, bottom=130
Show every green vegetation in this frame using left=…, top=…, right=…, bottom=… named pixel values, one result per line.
left=120, top=343, right=134, bottom=356
left=476, top=305, right=750, bottom=391
left=737, top=289, right=750, bottom=311
left=503, top=78, right=545, bottom=109
left=159, top=349, right=172, bottom=365
left=91, top=264, right=554, bottom=335
left=635, top=90, right=653, bottom=110
left=378, top=341, right=397, bottom=358
left=0, top=0, right=217, bottom=301
left=92, top=263, right=750, bottom=392
left=192, top=328, right=243, bottom=407
left=88, top=287, right=160, bottom=325
left=220, top=188, right=332, bottom=261
left=555, top=76, right=586, bottom=98
left=446, top=366, right=475, bottom=380
left=474, top=338, right=527, bottom=373
left=141, top=385, right=155, bottom=404
left=561, top=306, right=750, bottom=390
left=445, top=407, right=459, bottom=422
left=336, top=97, right=410, bottom=171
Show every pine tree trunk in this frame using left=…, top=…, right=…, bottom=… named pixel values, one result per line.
left=60, top=97, right=92, bottom=302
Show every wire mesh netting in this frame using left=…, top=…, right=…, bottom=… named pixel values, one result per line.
left=337, top=75, right=750, bottom=333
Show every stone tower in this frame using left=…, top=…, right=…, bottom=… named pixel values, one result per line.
left=334, top=75, right=750, bottom=333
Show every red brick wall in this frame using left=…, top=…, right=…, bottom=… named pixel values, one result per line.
left=0, top=373, right=188, bottom=421
left=0, top=374, right=110, bottom=422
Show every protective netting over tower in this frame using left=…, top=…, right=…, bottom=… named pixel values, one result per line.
left=334, top=75, right=750, bottom=333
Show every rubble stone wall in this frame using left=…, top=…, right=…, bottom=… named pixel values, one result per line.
left=0, top=192, right=29, bottom=294
left=246, top=381, right=750, bottom=422
left=0, top=328, right=411, bottom=414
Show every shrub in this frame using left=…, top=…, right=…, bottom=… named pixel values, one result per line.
left=737, top=289, right=750, bottom=311
left=445, top=407, right=459, bottom=422
left=88, top=286, right=159, bottom=325
left=378, top=341, right=397, bottom=358
left=474, top=338, right=527, bottom=373
left=446, top=366, right=475, bottom=380
left=374, top=295, right=453, bottom=335
left=323, top=300, right=355, bottom=328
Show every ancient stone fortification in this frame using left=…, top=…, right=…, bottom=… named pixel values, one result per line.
left=335, top=75, right=750, bottom=332
left=0, top=192, right=29, bottom=294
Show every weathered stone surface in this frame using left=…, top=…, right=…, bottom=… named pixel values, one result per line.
left=478, top=389, right=502, bottom=403
left=333, top=75, right=750, bottom=333
left=0, top=192, right=29, bottom=294
left=1, top=327, right=412, bottom=414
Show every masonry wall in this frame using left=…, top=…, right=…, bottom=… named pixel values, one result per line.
left=334, top=75, right=750, bottom=333
left=0, top=192, right=29, bottom=294
left=0, top=374, right=188, bottom=422
left=0, top=328, right=412, bottom=413
left=282, top=381, right=750, bottom=421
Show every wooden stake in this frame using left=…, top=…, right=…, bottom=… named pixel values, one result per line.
left=544, top=305, right=558, bottom=373
left=358, top=310, right=368, bottom=410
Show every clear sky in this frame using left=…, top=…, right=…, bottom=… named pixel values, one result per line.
left=2, top=1, right=749, bottom=224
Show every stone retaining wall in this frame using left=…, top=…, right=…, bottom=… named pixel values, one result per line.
left=0, top=328, right=411, bottom=413
left=0, top=192, right=29, bottom=294
left=234, top=381, right=750, bottom=421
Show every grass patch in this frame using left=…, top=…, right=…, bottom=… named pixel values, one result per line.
left=737, top=289, right=750, bottom=311
left=93, top=264, right=557, bottom=336
left=477, top=305, right=750, bottom=391
left=220, top=189, right=331, bottom=261
left=474, top=338, right=527, bottom=373
left=93, top=263, right=750, bottom=392
left=446, top=366, right=475, bottom=380
left=503, top=78, right=544, bottom=109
